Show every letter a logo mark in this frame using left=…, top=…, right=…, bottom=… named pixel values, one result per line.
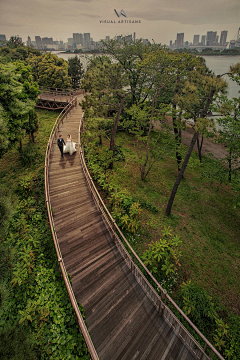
left=114, top=9, right=127, bottom=18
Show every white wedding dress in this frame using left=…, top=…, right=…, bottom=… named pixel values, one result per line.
left=63, top=139, right=76, bottom=155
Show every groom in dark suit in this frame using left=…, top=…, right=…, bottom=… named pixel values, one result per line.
left=57, top=135, right=65, bottom=158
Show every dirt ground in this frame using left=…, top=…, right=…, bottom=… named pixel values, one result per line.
left=156, top=117, right=228, bottom=160
left=181, top=124, right=227, bottom=159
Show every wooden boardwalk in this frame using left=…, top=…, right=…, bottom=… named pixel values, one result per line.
left=47, top=99, right=210, bottom=360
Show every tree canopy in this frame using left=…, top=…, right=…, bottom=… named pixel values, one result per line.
left=68, top=56, right=84, bottom=90
left=27, top=53, right=71, bottom=89
left=0, top=60, right=39, bottom=152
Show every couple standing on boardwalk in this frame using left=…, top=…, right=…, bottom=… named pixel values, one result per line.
left=57, top=134, right=76, bottom=158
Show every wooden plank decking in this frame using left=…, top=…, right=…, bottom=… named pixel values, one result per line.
left=48, top=99, right=201, bottom=360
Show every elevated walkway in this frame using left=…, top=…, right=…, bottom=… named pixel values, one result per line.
left=45, top=96, right=224, bottom=360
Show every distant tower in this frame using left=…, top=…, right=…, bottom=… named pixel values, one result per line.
left=212, top=31, right=217, bottom=44
left=133, top=32, right=136, bottom=42
left=206, top=31, right=217, bottom=46
left=26, top=36, right=31, bottom=46
left=35, top=36, right=42, bottom=49
left=73, top=33, right=80, bottom=45
left=176, top=33, right=184, bottom=47
left=79, top=33, right=83, bottom=46
left=193, top=35, right=200, bottom=46
left=201, top=35, right=206, bottom=46
left=220, top=30, right=228, bottom=45
left=84, top=33, right=90, bottom=49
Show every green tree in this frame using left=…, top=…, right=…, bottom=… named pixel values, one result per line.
left=126, top=103, right=171, bottom=181
left=82, top=56, right=130, bottom=169
left=229, top=62, right=240, bottom=85
left=101, top=37, right=163, bottom=107
left=7, top=36, right=23, bottom=47
left=165, top=66, right=227, bottom=216
left=124, top=48, right=178, bottom=180
left=0, top=61, right=39, bottom=151
left=27, top=53, right=71, bottom=89
left=0, top=105, right=9, bottom=155
left=68, top=55, right=84, bottom=89
left=214, top=96, right=240, bottom=182
left=169, top=54, right=206, bottom=170
left=0, top=44, right=41, bottom=63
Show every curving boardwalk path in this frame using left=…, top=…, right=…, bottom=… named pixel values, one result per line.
left=48, top=99, right=208, bottom=360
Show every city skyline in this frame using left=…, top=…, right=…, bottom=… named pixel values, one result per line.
left=0, top=0, right=239, bottom=46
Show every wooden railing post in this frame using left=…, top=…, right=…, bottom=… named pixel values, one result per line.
left=159, top=289, right=167, bottom=316
left=199, top=343, right=208, bottom=360
left=111, top=219, right=115, bottom=241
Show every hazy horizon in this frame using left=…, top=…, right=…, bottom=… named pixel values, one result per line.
left=0, top=0, right=239, bottom=46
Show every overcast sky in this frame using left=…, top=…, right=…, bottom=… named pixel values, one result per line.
left=0, top=0, right=239, bottom=45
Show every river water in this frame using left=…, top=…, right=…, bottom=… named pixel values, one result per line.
left=201, top=55, right=240, bottom=98
left=53, top=51, right=240, bottom=98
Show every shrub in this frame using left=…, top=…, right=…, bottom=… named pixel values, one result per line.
left=177, top=281, right=217, bottom=335
left=0, top=323, right=37, bottom=360
left=0, top=191, right=13, bottom=236
left=20, top=143, right=41, bottom=167
left=141, top=226, right=182, bottom=292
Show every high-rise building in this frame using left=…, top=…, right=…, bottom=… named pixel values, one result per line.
left=72, top=33, right=84, bottom=49
left=42, top=37, right=53, bottom=45
left=26, top=36, right=31, bottom=46
left=0, top=34, right=6, bottom=41
left=35, top=36, right=42, bottom=48
left=73, top=33, right=81, bottom=45
left=220, top=30, right=228, bottom=45
left=84, top=33, right=91, bottom=49
left=193, top=35, right=200, bottom=46
left=201, top=35, right=206, bottom=45
left=206, top=31, right=217, bottom=46
left=176, top=33, right=184, bottom=46
left=212, top=31, right=217, bottom=44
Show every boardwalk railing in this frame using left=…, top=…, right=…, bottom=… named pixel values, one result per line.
left=44, top=97, right=99, bottom=360
left=78, top=114, right=225, bottom=360
left=39, top=86, right=85, bottom=96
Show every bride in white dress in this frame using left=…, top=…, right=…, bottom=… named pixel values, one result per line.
left=63, top=134, right=76, bottom=155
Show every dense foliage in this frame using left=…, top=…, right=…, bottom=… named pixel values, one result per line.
left=0, top=109, right=90, bottom=359
left=27, top=53, right=71, bottom=89
left=0, top=59, right=39, bottom=153
left=68, top=56, right=84, bottom=90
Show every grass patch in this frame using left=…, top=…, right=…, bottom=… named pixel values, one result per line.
left=111, top=131, right=240, bottom=315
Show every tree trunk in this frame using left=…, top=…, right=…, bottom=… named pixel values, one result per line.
left=166, top=131, right=199, bottom=216
left=140, top=94, right=156, bottom=180
left=172, top=77, right=182, bottom=171
left=197, top=134, right=204, bottom=162
left=109, top=96, right=125, bottom=169
left=228, top=151, right=232, bottom=182
left=31, top=130, right=35, bottom=143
